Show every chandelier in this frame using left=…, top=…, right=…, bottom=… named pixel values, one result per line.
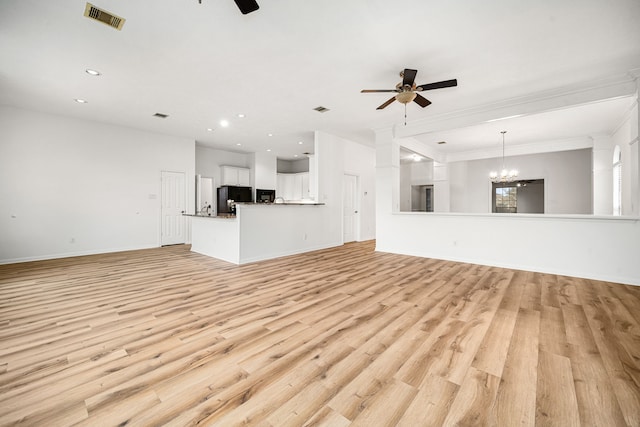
left=489, top=131, right=518, bottom=183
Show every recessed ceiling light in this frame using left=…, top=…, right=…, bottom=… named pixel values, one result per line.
left=220, top=119, right=229, bottom=127
left=294, top=155, right=299, bottom=158
left=267, top=133, right=273, bottom=137
left=74, top=98, right=88, bottom=103
left=236, top=143, right=241, bottom=146
left=237, top=113, right=245, bottom=118
left=298, top=141, right=303, bottom=145
left=207, top=128, right=214, bottom=132
left=85, top=68, right=101, bottom=76
left=267, top=149, right=271, bottom=152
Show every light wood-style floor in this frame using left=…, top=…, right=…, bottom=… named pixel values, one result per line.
left=0, top=241, right=639, bottom=426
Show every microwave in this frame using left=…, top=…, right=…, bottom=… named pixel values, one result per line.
left=256, top=189, right=275, bottom=203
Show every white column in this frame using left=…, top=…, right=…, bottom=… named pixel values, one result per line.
left=375, top=128, right=399, bottom=214
left=630, top=85, right=639, bottom=215
left=374, top=127, right=401, bottom=251
left=592, top=135, right=614, bottom=215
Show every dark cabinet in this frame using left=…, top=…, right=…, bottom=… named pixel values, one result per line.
left=217, top=186, right=253, bottom=215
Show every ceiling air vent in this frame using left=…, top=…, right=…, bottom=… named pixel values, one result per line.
left=84, top=3, right=126, bottom=31
left=153, top=113, right=169, bottom=119
left=313, top=106, right=330, bottom=113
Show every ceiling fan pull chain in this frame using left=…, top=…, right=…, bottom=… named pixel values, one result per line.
left=404, top=103, right=407, bottom=126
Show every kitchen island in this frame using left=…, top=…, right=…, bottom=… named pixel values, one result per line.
left=189, top=202, right=341, bottom=264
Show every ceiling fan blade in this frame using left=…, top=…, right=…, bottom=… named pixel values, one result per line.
left=416, top=78, right=457, bottom=91
left=376, top=97, right=397, bottom=110
left=361, top=89, right=399, bottom=93
left=233, top=0, right=259, bottom=14
left=402, top=69, right=417, bottom=87
left=413, top=94, right=432, bottom=108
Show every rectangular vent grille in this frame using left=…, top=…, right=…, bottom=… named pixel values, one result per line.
left=153, top=113, right=169, bottom=119
left=84, top=3, right=125, bottom=30
left=313, top=106, right=330, bottom=113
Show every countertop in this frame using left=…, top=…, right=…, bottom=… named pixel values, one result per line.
left=184, top=202, right=325, bottom=219
left=236, top=202, right=325, bottom=206
left=183, top=213, right=236, bottom=219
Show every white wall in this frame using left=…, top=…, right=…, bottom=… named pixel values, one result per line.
left=314, top=131, right=376, bottom=243
left=399, top=163, right=412, bottom=212
left=0, top=106, right=195, bottom=263
left=343, top=136, right=376, bottom=241
left=611, top=102, right=638, bottom=215
left=253, top=151, right=277, bottom=191
left=449, top=149, right=593, bottom=214
left=376, top=129, right=640, bottom=286
left=516, top=181, right=545, bottom=213
left=433, top=161, right=450, bottom=213
left=376, top=211, right=640, bottom=286
left=196, top=145, right=250, bottom=185
left=315, top=131, right=345, bottom=243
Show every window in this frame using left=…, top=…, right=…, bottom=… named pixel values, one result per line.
left=613, top=146, right=622, bottom=216
left=494, top=185, right=517, bottom=213
left=491, top=179, right=545, bottom=214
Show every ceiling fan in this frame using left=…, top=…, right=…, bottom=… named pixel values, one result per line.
left=198, top=0, right=259, bottom=14
left=361, top=69, right=457, bottom=110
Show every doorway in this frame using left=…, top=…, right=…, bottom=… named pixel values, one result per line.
left=492, top=179, right=544, bottom=213
left=161, top=171, right=186, bottom=245
left=411, top=185, right=434, bottom=212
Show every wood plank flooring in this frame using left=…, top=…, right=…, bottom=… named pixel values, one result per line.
left=0, top=241, right=639, bottom=426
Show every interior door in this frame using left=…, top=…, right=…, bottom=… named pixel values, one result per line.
left=343, top=174, right=358, bottom=243
left=161, top=171, right=186, bottom=246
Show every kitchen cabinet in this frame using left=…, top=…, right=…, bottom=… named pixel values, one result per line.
left=221, top=166, right=251, bottom=186
left=277, top=172, right=309, bottom=201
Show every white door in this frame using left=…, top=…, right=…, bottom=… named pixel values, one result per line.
left=161, top=171, right=186, bottom=246
left=343, top=174, right=358, bottom=243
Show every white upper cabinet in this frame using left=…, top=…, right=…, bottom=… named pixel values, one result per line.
left=221, top=166, right=251, bottom=186
left=277, top=172, right=310, bottom=201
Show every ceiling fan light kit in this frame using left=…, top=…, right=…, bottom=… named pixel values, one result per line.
left=396, top=91, right=417, bottom=104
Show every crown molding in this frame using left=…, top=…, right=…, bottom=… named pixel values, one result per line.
left=393, top=73, right=638, bottom=139
left=445, top=136, right=593, bottom=163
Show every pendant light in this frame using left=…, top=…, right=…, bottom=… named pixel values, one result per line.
left=489, top=131, right=518, bottom=182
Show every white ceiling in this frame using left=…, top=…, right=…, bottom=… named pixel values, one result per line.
left=411, top=95, right=636, bottom=160
left=1, top=0, right=639, bottom=160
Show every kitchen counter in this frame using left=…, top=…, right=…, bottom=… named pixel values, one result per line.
left=189, top=202, right=340, bottom=264
left=237, top=201, right=325, bottom=206
left=183, top=213, right=236, bottom=219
